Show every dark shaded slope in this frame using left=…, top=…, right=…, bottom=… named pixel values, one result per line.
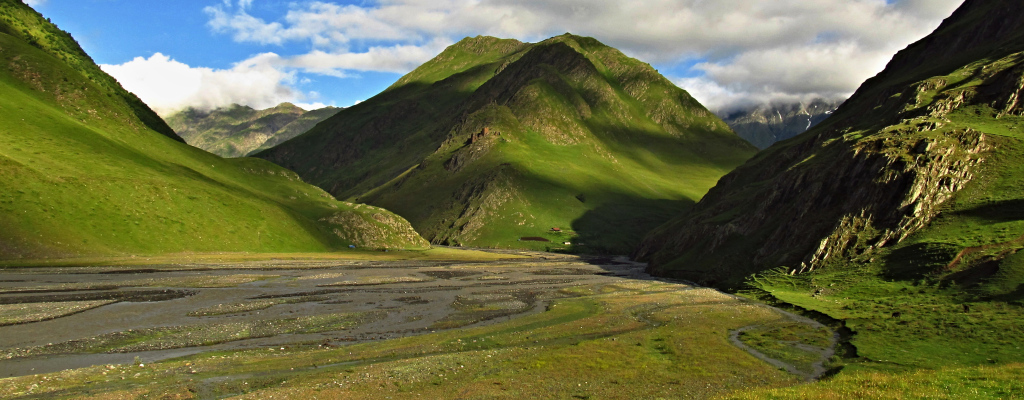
left=260, top=34, right=754, bottom=253
left=635, top=0, right=1024, bottom=287
left=259, top=36, right=529, bottom=198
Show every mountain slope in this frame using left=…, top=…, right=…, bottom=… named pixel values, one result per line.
left=0, top=0, right=180, bottom=144
left=722, top=99, right=843, bottom=149
left=259, top=34, right=755, bottom=253
left=636, top=0, right=1024, bottom=377
left=0, top=0, right=427, bottom=259
left=166, top=103, right=341, bottom=158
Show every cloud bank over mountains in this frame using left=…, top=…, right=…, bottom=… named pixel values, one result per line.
left=102, top=0, right=964, bottom=115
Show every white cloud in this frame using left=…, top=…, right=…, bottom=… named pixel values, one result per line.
left=294, top=101, right=330, bottom=110
left=283, top=39, right=450, bottom=75
left=100, top=53, right=304, bottom=116
left=24, top=0, right=45, bottom=6
left=200, top=0, right=964, bottom=111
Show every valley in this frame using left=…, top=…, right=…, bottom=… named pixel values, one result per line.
left=3, top=0, right=1024, bottom=398
left=0, top=250, right=833, bottom=399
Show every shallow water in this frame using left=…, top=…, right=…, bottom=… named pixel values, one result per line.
left=0, top=252, right=646, bottom=377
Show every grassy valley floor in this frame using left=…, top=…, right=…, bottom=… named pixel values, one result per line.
left=0, top=249, right=830, bottom=399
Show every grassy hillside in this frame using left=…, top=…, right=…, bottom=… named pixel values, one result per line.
left=260, top=34, right=755, bottom=254
left=635, top=0, right=1024, bottom=396
left=0, top=0, right=427, bottom=259
left=0, top=0, right=179, bottom=143
left=166, top=103, right=341, bottom=157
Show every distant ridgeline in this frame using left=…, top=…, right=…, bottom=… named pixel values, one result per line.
left=257, top=34, right=756, bottom=254
left=721, top=99, right=844, bottom=150
left=636, top=0, right=1024, bottom=288
left=632, top=0, right=1024, bottom=382
left=166, top=103, right=342, bottom=158
left=0, top=0, right=427, bottom=259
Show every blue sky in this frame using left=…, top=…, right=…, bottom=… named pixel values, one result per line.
left=31, top=0, right=395, bottom=110
left=27, top=0, right=963, bottom=115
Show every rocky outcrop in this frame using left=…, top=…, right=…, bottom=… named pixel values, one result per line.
left=636, top=0, right=1024, bottom=287
left=635, top=123, right=989, bottom=284
left=791, top=128, right=988, bottom=273
left=320, top=205, right=430, bottom=249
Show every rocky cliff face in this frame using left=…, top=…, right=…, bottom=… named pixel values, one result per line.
left=722, top=99, right=843, bottom=149
left=635, top=0, right=1024, bottom=287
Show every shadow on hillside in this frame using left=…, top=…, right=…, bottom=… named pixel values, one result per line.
left=882, top=242, right=962, bottom=280
left=569, top=198, right=694, bottom=255
left=955, top=199, right=1024, bottom=222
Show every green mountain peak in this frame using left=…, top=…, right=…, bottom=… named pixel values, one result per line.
left=166, top=102, right=342, bottom=158
left=259, top=33, right=754, bottom=253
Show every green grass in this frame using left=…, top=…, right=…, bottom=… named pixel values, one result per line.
left=0, top=282, right=818, bottom=399
left=0, top=247, right=521, bottom=269
left=0, top=0, right=429, bottom=259
left=733, top=102, right=1024, bottom=395
left=261, top=34, right=755, bottom=254
left=727, top=363, right=1024, bottom=399
left=639, top=2, right=1024, bottom=396
left=738, top=322, right=834, bottom=376
left=165, top=103, right=341, bottom=158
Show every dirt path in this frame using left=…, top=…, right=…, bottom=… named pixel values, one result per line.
left=943, top=233, right=1024, bottom=272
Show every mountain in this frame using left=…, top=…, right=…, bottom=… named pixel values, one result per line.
left=721, top=99, right=843, bottom=149
left=166, top=103, right=342, bottom=158
left=258, top=34, right=756, bottom=253
left=636, top=0, right=1024, bottom=377
left=0, top=0, right=427, bottom=259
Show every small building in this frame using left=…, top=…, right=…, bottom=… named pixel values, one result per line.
left=551, top=227, right=562, bottom=232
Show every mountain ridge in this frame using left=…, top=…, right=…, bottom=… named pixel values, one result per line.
left=722, top=99, right=843, bottom=149
left=259, top=33, right=755, bottom=253
left=0, top=0, right=181, bottom=143
left=635, top=0, right=1024, bottom=284
left=0, top=0, right=427, bottom=258
left=167, top=102, right=342, bottom=157
left=632, top=0, right=1024, bottom=376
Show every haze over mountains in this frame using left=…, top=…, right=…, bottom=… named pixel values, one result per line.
left=166, top=103, right=341, bottom=158
left=258, top=34, right=755, bottom=254
left=0, top=0, right=427, bottom=259
left=721, top=99, right=843, bottom=150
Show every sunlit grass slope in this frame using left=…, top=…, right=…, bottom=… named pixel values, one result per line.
left=260, top=34, right=755, bottom=254
left=0, top=0, right=427, bottom=258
